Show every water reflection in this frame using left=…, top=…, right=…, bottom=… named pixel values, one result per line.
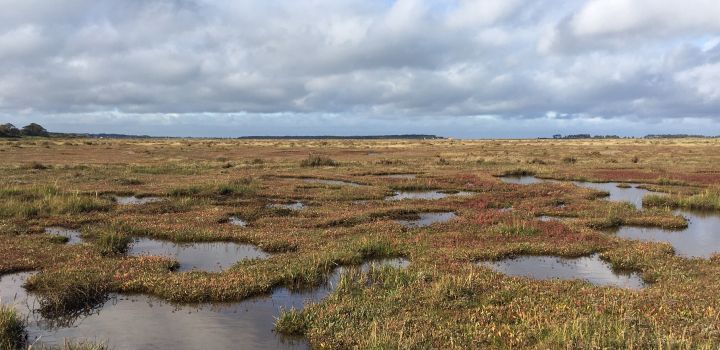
left=128, top=239, right=269, bottom=272
left=479, top=254, right=645, bottom=289
left=612, top=210, right=720, bottom=258
left=385, top=191, right=473, bottom=201
left=395, top=212, right=457, bottom=228
left=0, top=259, right=409, bottom=350
left=45, top=228, right=83, bottom=245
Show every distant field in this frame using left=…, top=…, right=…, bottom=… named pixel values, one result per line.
left=1, top=138, right=720, bottom=349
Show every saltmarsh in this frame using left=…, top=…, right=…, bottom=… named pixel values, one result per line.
left=1, top=138, right=720, bottom=348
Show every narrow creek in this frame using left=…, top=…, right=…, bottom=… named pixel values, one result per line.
left=385, top=191, right=473, bottom=201
left=500, top=176, right=720, bottom=258
left=0, top=259, right=409, bottom=349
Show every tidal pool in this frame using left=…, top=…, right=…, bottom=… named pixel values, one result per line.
left=499, top=176, right=545, bottom=185
left=385, top=191, right=473, bottom=201
left=612, top=210, right=720, bottom=258
left=479, top=254, right=645, bottom=289
left=45, top=227, right=83, bottom=245
left=395, top=212, right=457, bottom=228
left=572, top=182, right=652, bottom=209
left=115, top=196, right=162, bottom=205
left=302, top=178, right=362, bottom=187
left=128, top=239, right=269, bottom=272
left=0, top=259, right=409, bottom=350
left=499, top=176, right=656, bottom=209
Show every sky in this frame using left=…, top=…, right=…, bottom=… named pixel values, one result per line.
left=1, top=0, right=719, bottom=138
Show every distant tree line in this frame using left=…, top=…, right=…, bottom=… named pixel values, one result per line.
left=551, top=134, right=622, bottom=139
left=0, top=123, right=49, bottom=138
left=550, top=134, right=719, bottom=139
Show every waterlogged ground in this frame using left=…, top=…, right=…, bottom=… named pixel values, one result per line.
left=2, top=138, right=720, bottom=349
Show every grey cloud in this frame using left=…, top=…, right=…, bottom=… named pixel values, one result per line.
left=0, top=0, right=719, bottom=137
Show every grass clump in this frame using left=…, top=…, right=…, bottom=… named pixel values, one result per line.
left=83, top=224, right=134, bottom=256
left=300, top=155, right=338, bottom=167
left=644, top=189, right=720, bottom=211
left=26, top=268, right=115, bottom=323
left=0, top=186, right=111, bottom=219
left=501, top=168, right=535, bottom=177
left=0, top=305, right=25, bottom=350
left=490, top=221, right=540, bottom=236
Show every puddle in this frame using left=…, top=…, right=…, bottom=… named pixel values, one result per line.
left=499, top=176, right=657, bottom=209
left=45, top=228, right=83, bottom=245
left=302, top=178, right=361, bottom=187
left=228, top=216, right=248, bottom=227
left=499, top=176, right=545, bottom=185
left=115, top=196, right=162, bottom=205
left=572, top=182, right=652, bottom=210
left=0, top=259, right=409, bottom=350
left=382, top=174, right=417, bottom=179
left=396, top=212, right=457, bottom=228
left=479, top=254, right=644, bottom=289
left=269, top=202, right=305, bottom=211
left=385, top=191, right=473, bottom=201
left=612, top=210, right=720, bottom=258
left=128, top=239, right=269, bottom=272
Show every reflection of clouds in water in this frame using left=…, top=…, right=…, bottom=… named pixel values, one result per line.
left=481, top=255, right=644, bottom=289
left=615, top=210, right=720, bottom=258
left=128, top=239, right=269, bottom=272
left=572, top=182, right=652, bottom=209
left=396, top=212, right=456, bottom=228
left=0, top=259, right=409, bottom=349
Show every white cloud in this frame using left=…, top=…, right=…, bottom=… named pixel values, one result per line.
left=0, top=0, right=719, bottom=136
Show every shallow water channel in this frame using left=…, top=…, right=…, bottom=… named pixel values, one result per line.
left=499, top=176, right=650, bottom=209
left=500, top=176, right=720, bottom=258
left=479, top=254, right=645, bottom=289
left=128, top=238, right=269, bottom=272
left=612, top=210, right=720, bottom=258
left=0, top=259, right=409, bottom=349
left=385, top=191, right=473, bottom=201
left=395, top=212, right=457, bottom=228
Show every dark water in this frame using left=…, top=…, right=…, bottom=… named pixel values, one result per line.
left=395, top=212, right=457, bottom=228
left=302, top=178, right=362, bottom=187
left=115, top=196, right=163, bottom=205
left=612, top=210, right=720, bottom=258
left=385, top=191, right=473, bottom=201
left=479, top=254, right=645, bottom=289
left=45, top=228, right=83, bottom=245
left=228, top=216, right=248, bottom=227
left=0, top=258, right=409, bottom=350
left=128, top=239, right=269, bottom=272
left=499, top=176, right=545, bottom=185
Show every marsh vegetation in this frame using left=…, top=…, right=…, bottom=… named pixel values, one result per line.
left=1, top=138, right=720, bottom=348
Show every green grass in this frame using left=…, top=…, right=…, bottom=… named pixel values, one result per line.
left=644, top=189, right=720, bottom=211
left=300, top=155, right=338, bottom=167
left=0, top=305, right=25, bottom=350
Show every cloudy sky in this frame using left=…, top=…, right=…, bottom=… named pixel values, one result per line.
left=1, top=0, right=719, bottom=138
